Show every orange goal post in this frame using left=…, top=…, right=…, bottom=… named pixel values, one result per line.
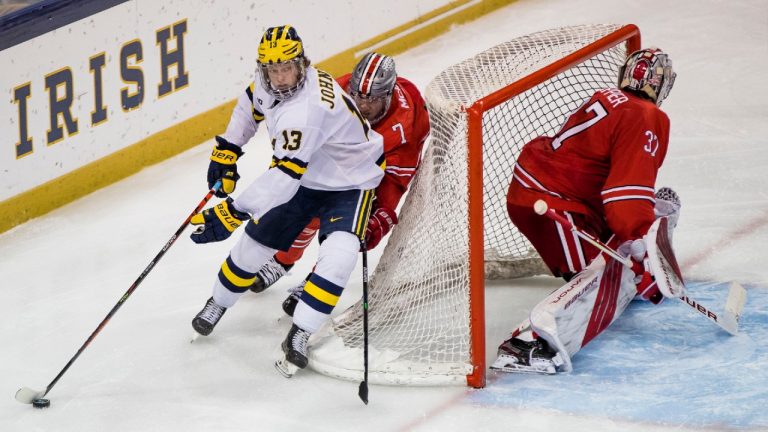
left=309, top=24, right=641, bottom=388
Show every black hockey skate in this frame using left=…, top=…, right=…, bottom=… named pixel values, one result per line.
left=275, top=324, right=311, bottom=377
left=281, top=281, right=306, bottom=317
left=250, top=257, right=293, bottom=293
left=490, top=337, right=563, bottom=375
left=191, top=297, right=227, bottom=336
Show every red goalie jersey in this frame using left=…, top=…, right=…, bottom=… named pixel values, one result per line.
left=336, top=74, right=430, bottom=211
left=508, top=88, right=670, bottom=242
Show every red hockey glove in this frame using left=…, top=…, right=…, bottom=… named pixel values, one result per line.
left=364, top=207, right=398, bottom=250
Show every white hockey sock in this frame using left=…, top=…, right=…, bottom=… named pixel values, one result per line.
left=293, top=300, right=328, bottom=334
left=211, top=233, right=276, bottom=308
left=314, top=231, right=359, bottom=288
left=212, top=283, right=243, bottom=309
left=293, top=231, right=359, bottom=333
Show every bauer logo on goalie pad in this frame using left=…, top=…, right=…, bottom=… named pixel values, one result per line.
left=550, top=274, right=593, bottom=306
left=564, top=278, right=598, bottom=311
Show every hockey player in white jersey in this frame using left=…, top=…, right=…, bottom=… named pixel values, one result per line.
left=188, top=25, right=384, bottom=376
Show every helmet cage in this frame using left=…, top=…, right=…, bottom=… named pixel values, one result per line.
left=257, top=57, right=307, bottom=101
left=618, top=48, right=676, bottom=106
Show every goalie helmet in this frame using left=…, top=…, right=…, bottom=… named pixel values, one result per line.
left=349, top=52, right=397, bottom=125
left=257, top=25, right=307, bottom=100
left=618, top=47, right=676, bottom=106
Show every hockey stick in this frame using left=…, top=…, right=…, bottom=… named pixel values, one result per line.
left=358, top=240, right=370, bottom=405
left=533, top=200, right=745, bottom=335
left=16, top=181, right=222, bottom=405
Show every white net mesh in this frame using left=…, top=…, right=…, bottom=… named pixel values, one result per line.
left=309, top=24, right=632, bottom=385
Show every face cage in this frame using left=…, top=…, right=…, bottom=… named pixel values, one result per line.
left=620, top=52, right=675, bottom=107
left=655, top=69, right=676, bottom=107
left=350, top=90, right=392, bottom=125
left=257, top=57, right=307, bottom=101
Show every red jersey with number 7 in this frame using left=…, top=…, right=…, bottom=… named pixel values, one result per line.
left=336, top=74, right=430, bottom=212
left=507, top=88, right=670, bottom=241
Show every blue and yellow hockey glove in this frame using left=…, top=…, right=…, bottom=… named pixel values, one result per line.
left=208, top=137, right=243, bottom=198
left=190, top=197, right=250, bottom=244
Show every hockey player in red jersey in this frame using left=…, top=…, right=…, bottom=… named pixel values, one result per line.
left=492, top=47, right=681, bottom=374
left=248, top=52, right=431, bottom=313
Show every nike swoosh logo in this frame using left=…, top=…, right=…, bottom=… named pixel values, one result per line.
left=330, top=216, right=343, bottom=222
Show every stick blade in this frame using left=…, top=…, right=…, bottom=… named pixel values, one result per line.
left=16, top=387, right=44, bottom=404
left=721, top=282, right=747, bottom=335
left=358, top=381, right=369, bottom=405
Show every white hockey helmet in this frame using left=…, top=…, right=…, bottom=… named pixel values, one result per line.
left=349, top=52, right=397, bottom=124
left=618, top=47, right=676, bottom=106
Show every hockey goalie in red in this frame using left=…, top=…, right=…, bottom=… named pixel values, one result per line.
left=251, top=52, right=430, bottom=314
left=492, top=47, right=682, bottom=375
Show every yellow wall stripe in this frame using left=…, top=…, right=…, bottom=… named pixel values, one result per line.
left=0, top=100, right=234, bottom=234
left=0, top=0, right=517, bottom=234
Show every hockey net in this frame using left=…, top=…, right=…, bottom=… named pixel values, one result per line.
left=309, top=24, right=641, bottom=387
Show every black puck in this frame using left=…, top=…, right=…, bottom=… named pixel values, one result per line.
left=32, top=398, right=50, bottom=409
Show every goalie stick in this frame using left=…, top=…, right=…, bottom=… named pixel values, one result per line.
left=533, top=200, right=746, bottom=335
left=16, top=181, right=222, bottom=405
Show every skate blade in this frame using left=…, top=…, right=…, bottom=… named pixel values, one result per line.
left=275, top=357, right=299, bottom=378
left=490, top=363, right=557, bottom=375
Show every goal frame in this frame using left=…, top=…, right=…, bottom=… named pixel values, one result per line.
left=464, top=25, right=641, bottom=388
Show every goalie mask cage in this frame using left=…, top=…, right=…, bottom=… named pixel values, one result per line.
left=309, top=24, right=641, bottom=388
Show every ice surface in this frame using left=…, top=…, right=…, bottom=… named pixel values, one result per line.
left=2, top=0, right=767, bottom=430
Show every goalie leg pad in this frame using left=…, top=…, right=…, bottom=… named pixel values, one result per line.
left=527, top=254, right=637, bottom=372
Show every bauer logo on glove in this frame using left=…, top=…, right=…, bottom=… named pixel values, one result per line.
left=208, top=137, right=244, bottom=198
left=190, top=197, right=250, bottom=244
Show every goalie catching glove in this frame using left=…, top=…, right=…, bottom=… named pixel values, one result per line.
left=365, top=206, right=398, bottom=250
left=190, top=197, right=250, bottom=243
left=208, top=137, right=243, bottom=198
